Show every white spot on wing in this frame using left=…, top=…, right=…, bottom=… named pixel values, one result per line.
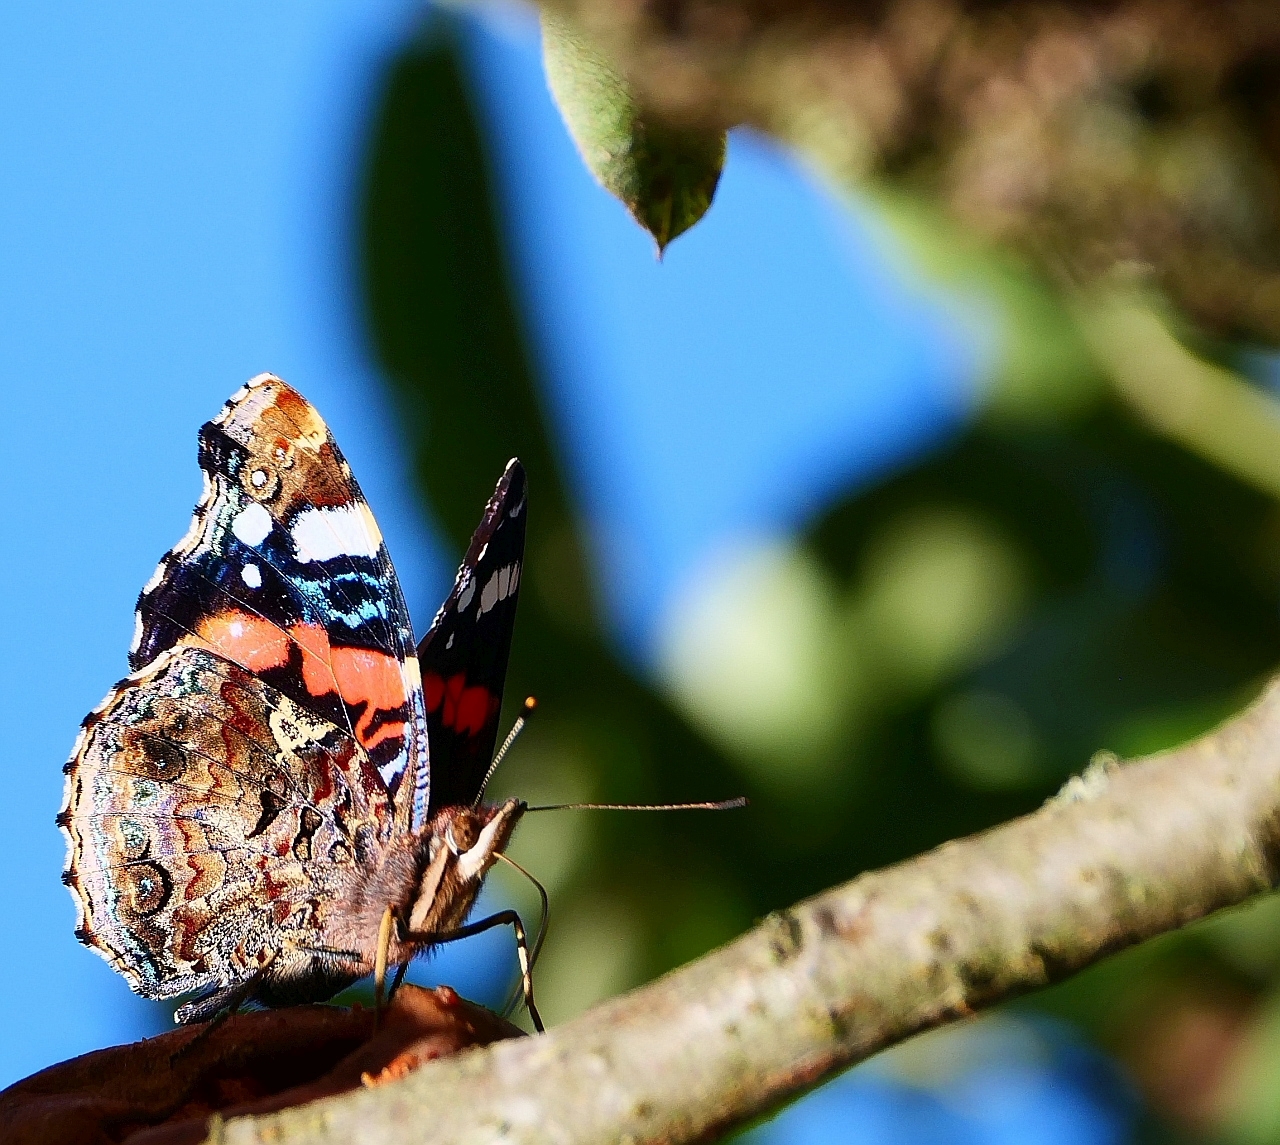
left=457, top=574, right=475, bottom=613
left=290, top=505, right=381, bottom=562
left=358, top=501, right=384, bottom=547
left=251, top=468, right=268, bottom=489
left=241, top=563, right=262, bottom=589
left=129, top=611, right=144, bottom=654
left=479, top=571, right=501, bottom=616
left=232, top=502, right=273, bottom=547
left=477, top=563, right=520, bottom=616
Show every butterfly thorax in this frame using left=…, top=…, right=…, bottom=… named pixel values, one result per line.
left=309, top=797, right=524, bottom=969
left=240, top=798, right=524, bottom=1007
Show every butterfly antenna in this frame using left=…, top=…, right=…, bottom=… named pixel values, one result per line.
left=474, top=697, right=538, bottom=807
left=495, top=852, right=549, bottom=1019
left=523, top=797, right=748, bottom=813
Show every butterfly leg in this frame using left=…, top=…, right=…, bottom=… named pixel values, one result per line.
left=373, top=906, right=394, bottom=1029
left=405, top=910, right=544, bottom=1033
left=175, top=951, right=277, bottom=1025
left=387, top=959, right=411, bottom=1006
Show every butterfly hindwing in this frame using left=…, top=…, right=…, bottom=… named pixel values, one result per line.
left=418, top=459, right=527, bottom=816
left=129, top=374, right=428, bottom=811
left=61, top=645, right=393, bottom=1004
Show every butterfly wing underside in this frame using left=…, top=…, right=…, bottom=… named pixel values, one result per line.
left=417, top=459, right=527, bottom=816
left=60, top=645, right=394, bottom=1003
left=61, top=375, right=425, bottom=1006
left=128, top=373, right=428, bottom=812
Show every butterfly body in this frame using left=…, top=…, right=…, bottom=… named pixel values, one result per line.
left=59, top=375, right=529, bottom=1021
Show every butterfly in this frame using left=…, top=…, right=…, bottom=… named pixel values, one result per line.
left=58, top=374, right=541, bottom=1028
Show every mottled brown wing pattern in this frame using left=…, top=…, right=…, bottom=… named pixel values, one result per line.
left=59, top=645, right=395, bottom=1004
left=129, top=374, right=430, bottom=821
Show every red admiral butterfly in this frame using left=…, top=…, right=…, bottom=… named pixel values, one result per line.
left=59, top=375, right=543, bottom=1028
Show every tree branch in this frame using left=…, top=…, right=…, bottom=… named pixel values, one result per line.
left=215, top=674, right=1280, bottom=1144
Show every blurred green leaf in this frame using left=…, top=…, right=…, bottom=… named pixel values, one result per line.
left=657, top=540, right=852, bottom=795
left=1221, top=983, right=1280, bottom=1145
left=360, top=21, right=569, bottom=545
left=858, top=186, right=1105, bottom=424
left=1201, top=895, right=1280, bottom=982
left=541, top=11, right=725, bottom=254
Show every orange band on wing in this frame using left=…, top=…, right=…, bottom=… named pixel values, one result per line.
left=361, top=716, right=406, bottom=751
left=194, top=610, right=409, bottom=753
left=195, top=611, right=291, bottom=671
left=332, top=644, right=409, bottom=747
left=287, top=620, right=335, bottom=665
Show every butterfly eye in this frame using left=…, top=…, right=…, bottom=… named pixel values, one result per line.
left=452, top=815, right=480, bottom=852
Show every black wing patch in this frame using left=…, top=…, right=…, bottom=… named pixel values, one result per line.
left=418, top=459, right=527, bottom=815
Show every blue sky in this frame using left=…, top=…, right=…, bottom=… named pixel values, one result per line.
left=0, top=0, right=973, bottom=1090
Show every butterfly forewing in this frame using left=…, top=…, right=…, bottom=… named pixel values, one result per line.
left=418, top=458, right=527, bottom=816
left=128, top=374, right=428, bottom=806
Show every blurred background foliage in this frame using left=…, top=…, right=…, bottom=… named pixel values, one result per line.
left=354, top=7, right=1280, bottom=1145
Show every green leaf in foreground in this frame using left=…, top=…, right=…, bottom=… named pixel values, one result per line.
left=541, top=12, right=725, bottom=254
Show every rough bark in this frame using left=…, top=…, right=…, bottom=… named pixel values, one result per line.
left=210, top=674, right=1280, bottom=1144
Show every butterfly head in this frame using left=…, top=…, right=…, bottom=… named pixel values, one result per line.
left=404, top=797, right=526, bottom=940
